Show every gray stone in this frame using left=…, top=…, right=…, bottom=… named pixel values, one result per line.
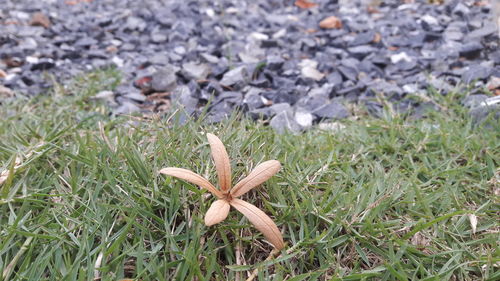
left=220, top=66, right=249, bottom=86
left=459, top=42, right=483, bottom=59
left=124, top=92, right=147, bottom=102
left=313, top=101, right=350, bottom=120
left=465, top=24, right=497, bottom=40
left=151, top=66, right=178, bottom=92
left=348, top=45, right=377, bottom=59
left=349, top=30, right=376, bottom=46
left=462, top=94, right=489, bottom=109
left=295, top=110, right=314, bottom=129
left=470, top=104, right=500, bottom=127
left=114, top=101, right=141, bottom=115
left=266, top=55, right=284, bottom=71
left=172, top=85, right=198, bottom=114
left=338, top=66, right=358, bottom=81
left=462, top=65, right=492, bottom=84
left=182, top=62, right=211, bottom=80
left=243, top=88, right=264, bottom=110
left=270, top=110, right=302, bottom=134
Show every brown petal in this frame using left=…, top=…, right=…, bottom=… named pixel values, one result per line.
left=160, top=167, right=223, bottom=198
left=230, top=198, right=284, bottom=250
left=204, top=199, right=230, bottom=226
left=206, top=133, right=232, bottom=192
left=230, top=160, right=281, bottom=198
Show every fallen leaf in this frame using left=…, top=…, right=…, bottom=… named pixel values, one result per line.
left=207, top=133, right=232, bottom=192
left=159, top=167, right=223, bottom=198
left=319, top=16, right=342, bottom=29
left=160, top=133, right=284, bottom=250
left=230, top=198, right=284, bottom=250
left=231, top=160, right=281, bottom=197
left=468, top=214, right=477, bottom=234
left=294, top=0, right=318, bottom=9
left=0, top=85, right=15, bottom=98
left=205, top=199, right=230, bottom=226
left=30, top=12, right=51, bottom=28
left=373, top=32, right=382, bottom=43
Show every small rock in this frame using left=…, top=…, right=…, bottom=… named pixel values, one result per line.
left=462, top=94, right=489, bottom=109
left=313, top=101, right=350, bottom=120
left=125, top=92, right=147, bottom=103
left=270, top=110, right=302, bottom=134
left=300, top=59, right=324, bottom=81
left=420, top=14, right=439, bottom=27
left=114, top=101, right=141, bottom=115
left=390, top=52, right=412, bottom=64
left=31, top=58, right=55, bottom=71
left=182, top=62, right=211, bottom=80
left=171, top=85, right=198, bottom=114
left=220, top=65, right=249, bottom=86
left=465, top=24, right=497, bottom=40
left=295, top=110, right=313, bottom=129
left=319, top=16, right=342, bottom=29
left=242, top=88, right=264, bottom=110
left=151, top=66, right=178, bottom=92
left=459, top=42, right=483, bottom=59
left=462, top=65, right=492, bottom=84
left=470, top=104, right=500, bottom=127
left=266, top=55, right=285, bottom=71
left=349, top=31, right=376, bottom=46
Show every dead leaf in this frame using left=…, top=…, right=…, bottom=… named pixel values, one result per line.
left=159, top=167, right=223, bottom=198
left=294, top=0, right=318, bottom=9
left=0, top=85, right=15, bottom=98
left=207, top=133, right=232, bottom=192
left=410, top=231, right=430, bottom=248
left=0, top=157, right=21, bottom=185
left=160, top=133, right=284, bottom=250
left=230, top=198, right=284, bottom=250
left=205, top=199, right=230, bottom=226
left=30, top=12, right=51, bottom=29
left=231, top=160, right=281, bottom=198
left=468, top=214, right=477, bottom=234
left=373, top=32, right=382, bottom=43
left=319, top=16, right=342, bottom=29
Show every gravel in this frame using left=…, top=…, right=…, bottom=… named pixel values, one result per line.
left=0, top=0, right=499, bottom=133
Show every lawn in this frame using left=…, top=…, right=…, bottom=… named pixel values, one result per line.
left=0, top=69, right=499, bottom=280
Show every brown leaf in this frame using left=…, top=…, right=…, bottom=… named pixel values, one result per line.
left=230, top=198, right=284, bottom=250
left=231, top=160, right=281, bottom=198
left=204, top=199, right=230, bottom=226
left=0, top=156, right=21, bottom=185
left=30, top=12, right=51, bottom=29
left=294, top=0, right=318, bottom=9
left=160, top=167, right=223, bottom=198
left=206, top=133, right=232, bottom=193
left=319, top=16, right=342, bottom=29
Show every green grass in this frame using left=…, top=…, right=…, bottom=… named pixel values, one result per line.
left=0, top=69, right=499, bottom=281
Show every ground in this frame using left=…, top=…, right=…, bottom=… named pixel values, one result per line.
left=0, top=69, right=498, bottom=280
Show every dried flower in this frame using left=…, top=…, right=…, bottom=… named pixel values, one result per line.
left=160, top=133, right=284, bottom=250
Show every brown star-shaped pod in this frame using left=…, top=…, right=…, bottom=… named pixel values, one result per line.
left=160, top=133, right=284, bottom=250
